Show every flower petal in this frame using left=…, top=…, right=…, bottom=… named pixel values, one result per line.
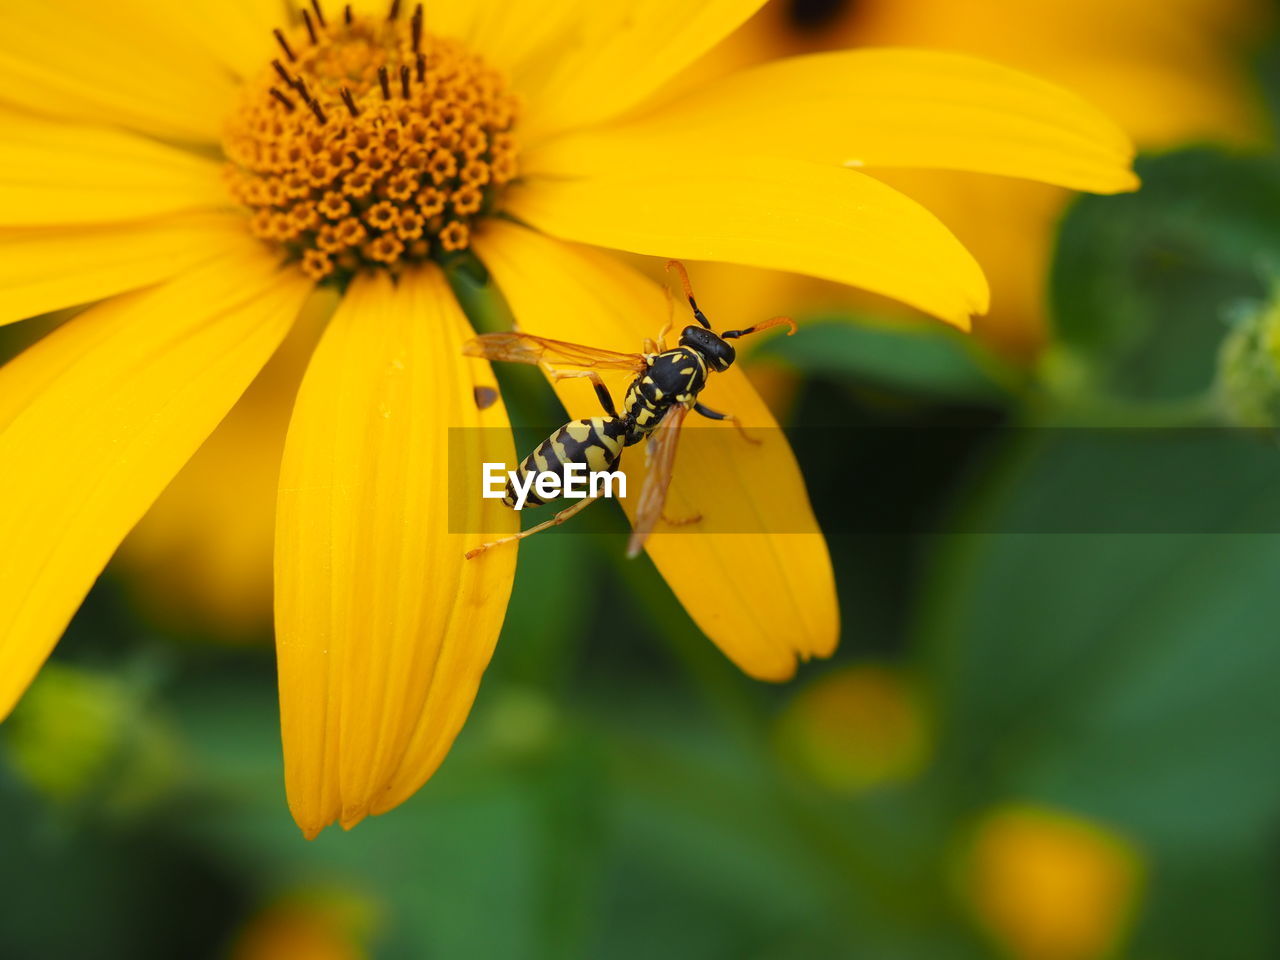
left=0, top=114, right=228, bottom=227
left=0, top=243, right=311, bottom=720
left=475, top=221, right=838, bottom=680
left=529, top=48, right=1138, bottom=194
left=484, top=0, right=769, bottom=140
left=0, top=214, right=253, bottom=327
left=508, top=152, right=988, bottom=329
left=119, top=288, right=337, bottom=635
left=274, top=267, right=518, bottom=838
left=0, top=0, right=238, bottom=143
left=158, top=0, right=281, bottom=81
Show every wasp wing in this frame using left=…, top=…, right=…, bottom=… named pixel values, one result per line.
left=626, top=403, right=692, bottom=558
left=463, top=332, right=648, bottom=373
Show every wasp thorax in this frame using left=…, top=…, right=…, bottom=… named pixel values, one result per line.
left=222, top=2, right=519, bottom=280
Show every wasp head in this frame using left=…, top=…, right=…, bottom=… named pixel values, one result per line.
left=679, top=325, right=736, bottom=371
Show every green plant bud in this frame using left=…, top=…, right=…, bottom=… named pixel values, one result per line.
left=1217, top=290, right=1280, bottom=428
left=4, top=664, right=178, bottom=816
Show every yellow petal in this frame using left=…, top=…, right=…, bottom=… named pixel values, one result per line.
left=0, top=0, right=238, bottom=143
left=508, top=153, right=988, bottom=329
left=152, top=0, right=281, bottom=81
left=274, top=267, right=517, bottom=838
left=530, top=48, right=1138, bottom=194
left=833, top=0, right=1265, bottom=151
left=873, top=169, right=1064, bottom=354
left=119, top=288, right=337, bottom=636
left=487, top=0, right=769, bottom=140
left=0, top=113, right=228, bottom=227
left=474, top=221, right=838, bottom=680
left=0, top=214, right=253, bottom=327
left=0, top=243, right=311, bottom=720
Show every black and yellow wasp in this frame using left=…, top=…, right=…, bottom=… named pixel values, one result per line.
left=462, top=261, right=794, bottom=559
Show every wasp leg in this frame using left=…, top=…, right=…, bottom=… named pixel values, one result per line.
left=465, top=495, right=601, bottom=560
left=693, top=401, right=761, bottom=445
left=543, top=367, right=618, bottom=418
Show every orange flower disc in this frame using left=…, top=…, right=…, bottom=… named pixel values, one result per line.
left=222, top=4, right=519, bottom=280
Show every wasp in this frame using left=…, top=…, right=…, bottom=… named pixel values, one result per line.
left=462, top=261, right=795, bottom=559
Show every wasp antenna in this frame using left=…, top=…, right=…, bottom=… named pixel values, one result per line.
left=664, top=259, right=692, bottom=296
left=664, top=259, right=710, bottom=329
left=720, top=316, right=797, bottom=340
left=310, top=0, right=328, bottom=28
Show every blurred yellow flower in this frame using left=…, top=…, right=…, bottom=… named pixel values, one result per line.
left=690, top=0, right=1268, bottom=355
left=230, top=892, right=374, bottom=960
left=966, top=805, right=1145, bottom=960
left=0, top=0, right=1133, bottom=836
left=775, top=664, right=929, bottom=792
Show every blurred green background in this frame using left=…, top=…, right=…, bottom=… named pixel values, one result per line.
left=6, top=2, right=1280, bottom=959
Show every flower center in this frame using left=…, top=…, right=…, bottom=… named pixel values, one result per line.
left=223, top=1, right=519, bottom=281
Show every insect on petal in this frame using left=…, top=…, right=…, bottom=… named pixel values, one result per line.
left=476, top=221, right=838, bottom=680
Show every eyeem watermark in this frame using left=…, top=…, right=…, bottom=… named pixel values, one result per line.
left=482, top=463, right=627, bottom=510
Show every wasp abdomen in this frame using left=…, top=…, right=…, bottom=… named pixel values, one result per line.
left=504, top=417, right=628, bottom=508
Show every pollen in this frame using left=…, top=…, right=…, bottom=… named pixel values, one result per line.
left=223, top=1, right=519, bottom=279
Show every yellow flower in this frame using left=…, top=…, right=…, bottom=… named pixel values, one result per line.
left=686, top=0, right=1267, bottom=355
left=966, top=805, right=1145, bottom=960
left=775, top=664, right=929, bottom=792
left=119, top=291, right=334, bottom=635
left=230, top=891, right=374, bottom=960
left=0, top=0, right=1134, bottom=837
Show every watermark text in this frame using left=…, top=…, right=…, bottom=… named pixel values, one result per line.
left=482, top=462, right=627, bottom=510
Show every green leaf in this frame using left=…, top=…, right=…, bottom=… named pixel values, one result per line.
left=919, top=426, right=1280, bottom=959
left=1049, top=148, right=1280, bottom=404
left=752, top=317, right=1015, bottom=402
